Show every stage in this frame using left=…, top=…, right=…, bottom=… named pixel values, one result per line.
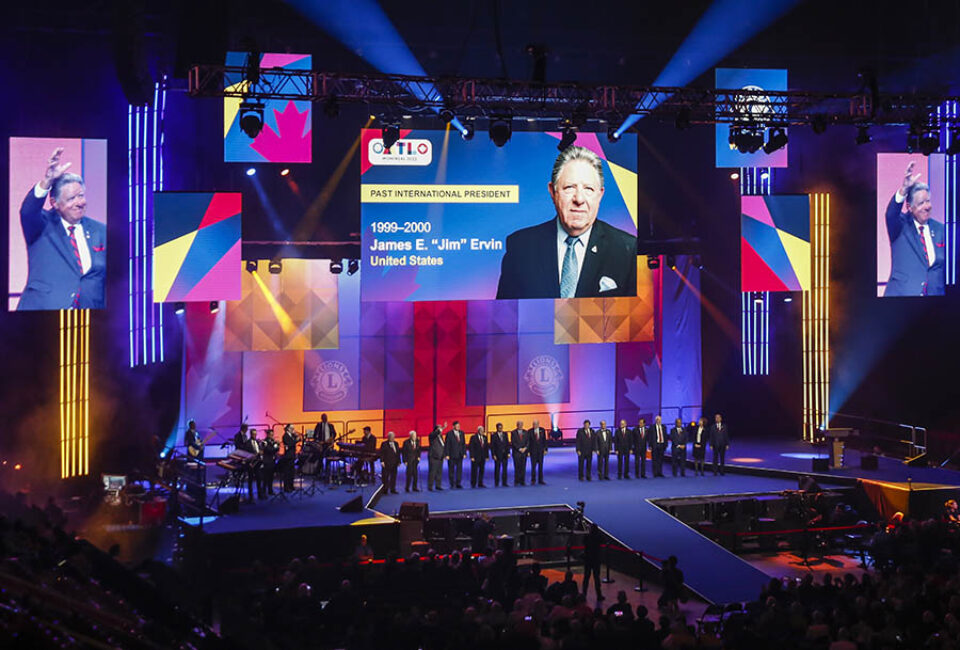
left=183, top=439, right=960, bottom=604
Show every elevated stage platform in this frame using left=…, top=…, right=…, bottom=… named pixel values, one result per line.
left=181, top=438, right=960, bottom=605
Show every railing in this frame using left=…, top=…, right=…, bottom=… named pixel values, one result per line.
left=830, top=412, right=928, bottom=459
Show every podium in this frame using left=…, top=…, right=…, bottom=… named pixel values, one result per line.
left=823, top=428, right=857, bottom=469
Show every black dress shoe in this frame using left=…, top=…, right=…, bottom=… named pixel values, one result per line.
left=538, top=480, right=546, bottom=485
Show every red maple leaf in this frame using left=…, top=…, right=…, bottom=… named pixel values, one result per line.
left=251, top=101, right=311, bottom=162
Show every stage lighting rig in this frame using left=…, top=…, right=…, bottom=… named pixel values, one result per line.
left=666, top=254, right=677, bottom=270
left=268, top=260, right=282, bottom=274
left=382, top=124, right=400, bottom=150
left=209, top=301, right=220, bottom=314
left=855, top=125, right=871, bottom=145
left=347, top=259, right=360, bottom=276
left=729, top=125, right=764, bottom=153
left=245, top=260, right=258, bottom=273
left=439, top=107, right=455, bottom=123
left=919, top=127, right=940, bottom=156
left=558, top=126, right=577, bottom=151
left=647, top=256, right=660, bottom=270
left=461, top=122, right=475, bottom=141
left=811, top=114, right=828, bottom=135
left=174, top=302, right=185, bottom=315
left=489, top=117, right=512, bottom=147
left=607, top=124, right=621, bottom=143
left=239, top=100, right=264, bottom=138
left=675, top=106, right=692, bottom=130
left=763, top=127, right=788, bottom=153
left=330, top=260, right=344, bottom=274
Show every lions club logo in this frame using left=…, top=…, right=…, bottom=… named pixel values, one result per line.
left=524, top=355, right=563, bottom=398
left=310, top=360, right=354, bottom=404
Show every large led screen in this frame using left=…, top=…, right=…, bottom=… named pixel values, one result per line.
left=360, top=129, right=638, bottom=301
left=876, top=153, right=946, bottom=297
left=741, top=194, right=810, bottom=292
left=8, top=137, right=108, bottom=311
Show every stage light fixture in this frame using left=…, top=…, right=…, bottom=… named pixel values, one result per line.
left=330, top=260, right=344, bottom=274
left=558, top=126, right=577, bottom=151
left=280, top=168, right=290, bottom=176
left=239, top=100, right=265, bottom=138
left=647, top=256, right=660, bottom=270
left=607, top=125, right=621, bottom=143
left=730, top=171, right=740, bottom=180
left=919, top=128, right=940, bottom=156
left=245, top=167, right=256, bottom=176
left=323, top=95, right=340, bottom=118
left=461, top=122, right=475, bottom=141
left=439, top=107, right=455, bottom=123
left=783, top=296, right=793, bottom=303
left=174, top=302, right=185, bottom=315
left=666, top=254, right=677, bottom=270
left=730, top=126, right=764, bottom=153
left=763, top=127, right=788, bottom=153
left=947, top=128, right=960, bottom=155
left=209, top=301, right=220, bottom=314
left=855, top=125, right=872, bottom=145
left=674, top=106, right=692, bottom=130
left=245, top=260, right=258, bottom=273
left=489, top=118, right=512, bottom=147
left=760, top=171, right=770, bottom=180
left=347, top=259, right=359, bottom=276
left=811, top=114, right=828, bottom=135
left=268, top=260, right=282, bottom=274
left=693, top=255, right=703, bottom=270
left=382, top=124, right=400, bottom=150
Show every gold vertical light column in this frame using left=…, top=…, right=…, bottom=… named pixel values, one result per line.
left=59, top=309, right=90, bottom=478
left=802, top=193, right=830, bottom=442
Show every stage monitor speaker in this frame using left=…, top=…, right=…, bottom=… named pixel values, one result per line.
left=861, top=454, right=879, bottom=470
left=799, top=475, right=823, bottom=492
left=220, top=495, right=240, bottom=515
left=904, top=453, right=928, bottom=467
left=811, top=458, right=830, bottom=472
left=399, top=502, right=429, bottom=521
left=339, top=495, right=364, bottom=513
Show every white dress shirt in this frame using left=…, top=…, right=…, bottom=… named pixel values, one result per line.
left=35, top=184, right=91, bottom=273
left=895, top=189, right=936, bottom=267
left=556, top=219, right=593, bottom=287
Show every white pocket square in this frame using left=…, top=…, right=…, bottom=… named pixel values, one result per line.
left=599, top=276, right=618, bottom=292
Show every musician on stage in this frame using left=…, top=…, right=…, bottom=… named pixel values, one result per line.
left=614, top=419, right=632, bottom=479
left=596, top=420, right=613, bottom=480
left=445, top=421, right=466, bottom=489
left=469, top=425, right=490, bottom=488
left=361, top=426, right=378, bottom=483
left=281, top=424, right=298, bottom=492
left=691, top=417, right=709, bottom=476
left=633, top=418, right=649, bottom=478
left=528, top=419, right=548, bottom=485
left=427, top=423, right=446, bottom=491
left=247, top=428, right=265, bottom=500
left=511, top=420, right=529, bottom=486
left=576, top=419, right=594, bottom=481
left=651, top=416, right=667, bottom=477
left=184, top=420, right=203, bottom=460
left=670, top=418, right=687, bottom=477
left=233, top=423, right=249, bottom=450
left=261, top=428, right=280, bottom=495
left=314, top=413, right=337, bottom=443
left=491, top=423, right=510, bottom=487
left=379, top=432, right=401, bottom=494
left=402, top=430, right=421, bottom=492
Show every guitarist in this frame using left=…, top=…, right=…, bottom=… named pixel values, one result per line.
left=184, top=420, right=204, bottom=460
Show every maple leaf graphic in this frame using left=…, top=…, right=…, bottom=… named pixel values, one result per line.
left=622, top=353, right=661, bottom=408
left=251, top=101, right=311, bottom=163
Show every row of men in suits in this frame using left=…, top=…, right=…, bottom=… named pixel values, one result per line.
left=575, top=414, right=730, bottom=480
left=376, top=420, right=552, bottom=493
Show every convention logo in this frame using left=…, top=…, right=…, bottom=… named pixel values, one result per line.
left=368, top=138, right=432, bottom=166
left=524, top=355, right=563, bottom=398
left=310, top=360, right=354, bottom=404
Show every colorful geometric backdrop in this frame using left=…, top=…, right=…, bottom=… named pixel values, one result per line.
left=223, top=52, right=312, bottom=163
left=741, top=194, right=811, bottom=292
left=153, top=192, right=241, bottom=302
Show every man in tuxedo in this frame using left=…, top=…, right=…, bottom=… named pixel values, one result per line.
left=427, top=423, right=446, bottom=491
left=281, top=424, right=299, bottom=492
left=496, top=146, right=637, bottom=299
left=710, top=413, right=730, bottom=476
left=576, top=420, right=595, bottom=481
left=614, top=419, right=632, bottom=479
left=883, top=160, right=946, bottom=296
left=313, top=413, right=337, bottom=443
left=595, top=420, right=613, bottom=480
left=445, top=421, right=466, bottom=489
left=511, top=420, right=529, bottom=485
left=401, top=431, right=421, bottom=492
left=469, top=426, right=490, bottom=488
left=18, top=148, right=107, bottom=311
left=379, top=432, right=401, bottom=494
left=651, top=416, right=667, bottom=477
left=261, top=428, right=279, bottom=495
left=528, top=420, right=548, bottom=485
left=670, top=418, right=687, bottom=477
left=633, top=418, right=649, bottom=478
left=691, top=417, right=709, bottom=476
left=491, top=423, right=510, bottom=487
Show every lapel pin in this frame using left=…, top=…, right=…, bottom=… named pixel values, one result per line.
left=591, top=245, right=598, bottom=253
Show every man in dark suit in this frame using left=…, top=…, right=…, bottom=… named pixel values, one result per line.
left=379, top=432, right=401, bottom=494
left=576, top=420, right=595, bottom=481
left=528, top=420, right=548, bottom=485
left=651, top=416, right=667, bottom=477
left=670, top=418, right=687, bottom=477
left=445, top=421, right=466, bottom=489
left=427, top=423, right=446, bottom=491
left=261, top=429, right=279, bottom=495
left=691, top=417, right=709, bottom=476
left=710, top=413, right=730, bottom=476
left=401, top=431, right=421, bottom=492
left=595, top=420, right=613, bottom=480
left=883, top=161, right=946, bottom=296
left=18, top=148, right=107, bottom=310
left=633, top=418, right=649, bottom=478
left=313, top=413, right=337, bottom=443
left=184, top=420, right=203, bottom=460
left=614, top=419, right=632, bottom=479
left=496, top=146, right=637, bottom=299
left=511, top=421, right=529, bottom=486
left=469, top=426, right=490, bottom=488
left=491, top=423, right=510, bottom=487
